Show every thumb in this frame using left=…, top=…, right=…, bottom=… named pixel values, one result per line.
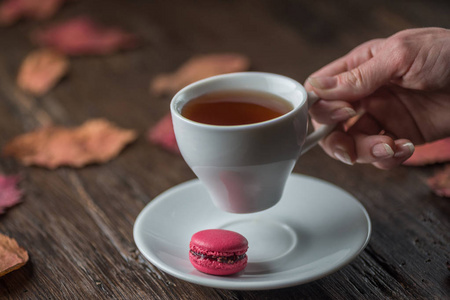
left=308, top=55, right=397, bottom=101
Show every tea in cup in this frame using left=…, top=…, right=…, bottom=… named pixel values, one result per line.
left=170, top=72, right=333, bottom=213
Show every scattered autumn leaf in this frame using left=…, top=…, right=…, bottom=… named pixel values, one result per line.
left=31, top=16, right=139, bottom=56
left=3, top=119, right=137, bottom=169
left=148, top=114, right=180, bottom=154
left=427, top=165, right=450, bottom=198
left=0, top=0, right=65, bottom=26
left=17, top=48, right=69, bottom=96
left=404, top=138, right=450, bottom=166
left=0, top=233, right=28, bottom=277
left=0, top=175, right=22, bottom=214
left=150, top=53, right=250, bottom=96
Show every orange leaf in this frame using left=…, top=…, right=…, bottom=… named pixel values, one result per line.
left=3, top=119, right=137, bottom=169
left=0, top=0, right=65, bottom=27
left=404, top=138, right=450, bottom=166
left=0, top=233, right=28, bottom=277
left=17, top=48, right=69, bottom=96
left=32, top=16, right=139, bottom=56
left=150, top=53, right=250, bottom=96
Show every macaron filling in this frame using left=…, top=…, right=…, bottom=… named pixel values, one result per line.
left=189, top=250, right=246, bottom=264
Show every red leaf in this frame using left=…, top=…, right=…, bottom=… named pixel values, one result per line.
left=3, top=119, right=137, bottom=169
left=0, top=233, right=28, bottom=277
left=32, top=16, right=139, bottom=56
left=0, top=0, right=65, bottom=26
left=404, top=138, right=450, bottom=166
left=427, top=164, right=450, bottom=198
left=17, top=48, right=69, bottom=96
left=148, top=114, right=180, bottom=154
left=150, top=53, right=250, bottom=96
left=0, top=175, right=22, bottom=214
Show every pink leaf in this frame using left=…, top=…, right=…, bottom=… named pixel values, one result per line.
left=404, top=138, right=450, bottom=166
left=0, top=0, right=65, bottom=26
left=32, top=16, right=139, bottom=56
left=427, top=164, right=450, bottom=198
left=148, top=114, right=180, bottom=154
left=0, top=175, right=22, bottom=214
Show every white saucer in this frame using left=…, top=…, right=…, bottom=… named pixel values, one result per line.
left=133, top=173, right=371, bottom=290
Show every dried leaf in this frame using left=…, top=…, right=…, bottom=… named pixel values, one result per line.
left=150, top=53, right=250, bottom=96
left=31, top=16, right=139, bottom=56
left=0, top=175, right=22, bottom=214
left=427, top=165, right=450, bottom=198
left=0, top=0, right=65, bottom=26
left=17, top=48, right=69, bottom=96
left=148, top=114, right=180, bottom=154
left=404, top=138, right=450, bottom=166
left=3, top=119, right=137, bottom=169
left=0, top=233, right=28, bottom=277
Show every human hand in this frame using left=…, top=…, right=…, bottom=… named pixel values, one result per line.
left=306, top=27, right=450, bottom=169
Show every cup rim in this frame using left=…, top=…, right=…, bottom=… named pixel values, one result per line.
left=170, top=72, right=307, bottom=130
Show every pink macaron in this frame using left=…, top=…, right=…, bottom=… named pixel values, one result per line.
left=189, top=229, right=248, bottom=276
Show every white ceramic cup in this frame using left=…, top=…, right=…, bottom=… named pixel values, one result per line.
left=171, top=72, right=334, bottom=213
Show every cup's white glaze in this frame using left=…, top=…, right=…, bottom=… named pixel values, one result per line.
left=171, top=72, right=332, bottom=213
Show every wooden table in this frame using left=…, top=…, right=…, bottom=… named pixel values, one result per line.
left=1, top=0, right=449, bottom=299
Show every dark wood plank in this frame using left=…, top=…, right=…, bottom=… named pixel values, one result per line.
left=0, top=0, right=449, bottom=299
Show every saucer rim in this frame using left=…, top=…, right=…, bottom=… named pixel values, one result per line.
left=133, top=173, right=372, bottom=290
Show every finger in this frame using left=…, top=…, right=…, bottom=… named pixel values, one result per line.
left=353, top=134, right=396, bottom=164
left=315, top=123, right=356, bottom=165
left=373, top=139, right=415, bottom=170
left=305, top=58, right=349, bottom=86
left=306, top=39, right=385, bottom=80
left=309, top=99, right=357, bottom=124
left=315, top=109, right=415, bottom=168
left=346, top=113, right=396, bottom=163
left=346, top=114, right=414, bottom=166
left=307, top=47, right=400, bottom=101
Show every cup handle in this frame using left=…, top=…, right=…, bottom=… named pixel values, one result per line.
left=300, top=92, right=336, bottom=155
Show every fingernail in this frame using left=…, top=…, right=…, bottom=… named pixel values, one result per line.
left=394, top=142, right=415, bottom=158
left=334, top=148, right=354, bottom=165
left=372, top=143, right=394, bottom=158
left=331, top=107, right=357, bottom=121
left=308, top=76, right=337, bottom=90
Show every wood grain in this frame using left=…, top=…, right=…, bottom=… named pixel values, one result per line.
left=0, top=0, right=449, bottom=299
